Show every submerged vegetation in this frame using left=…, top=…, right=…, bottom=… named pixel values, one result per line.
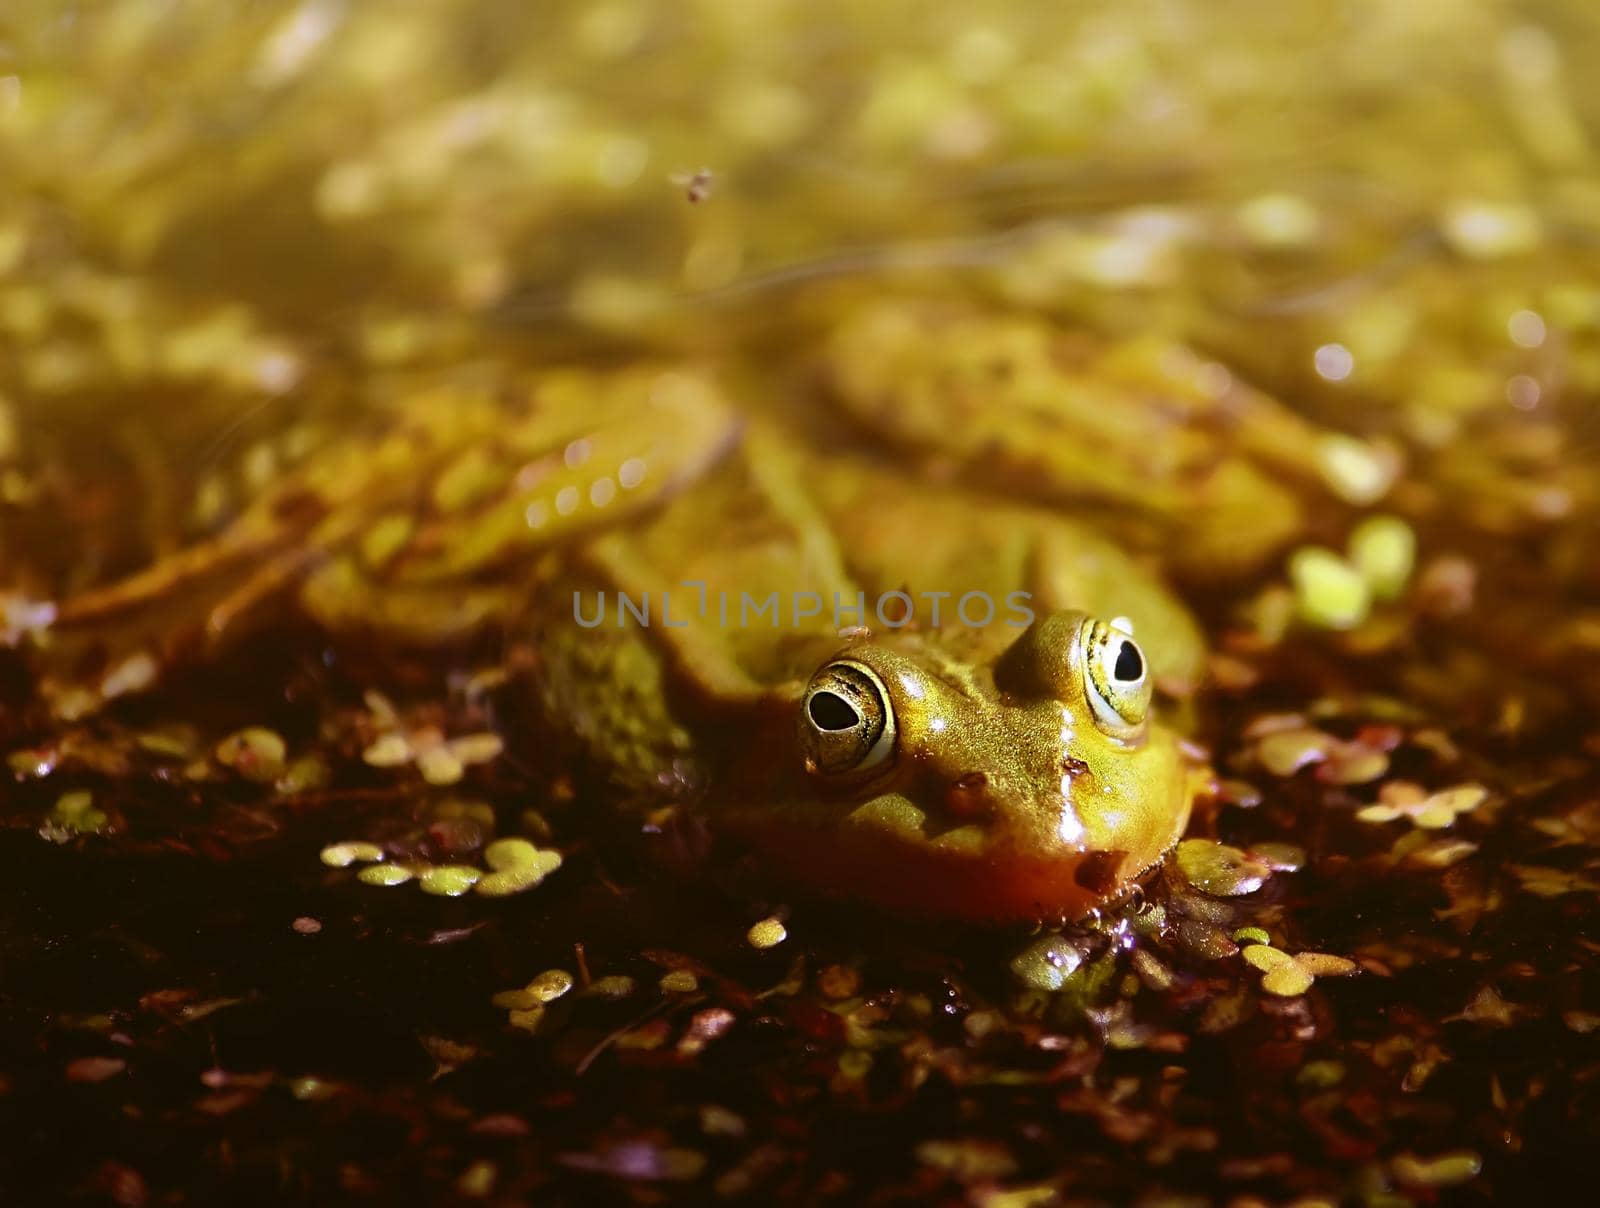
left=2, top=0, right=1600, bottom=1202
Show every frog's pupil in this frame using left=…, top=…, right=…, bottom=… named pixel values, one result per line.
left=1113, top=641, right=1143, bottom=682
left=809, top=691, right=861, bottom=731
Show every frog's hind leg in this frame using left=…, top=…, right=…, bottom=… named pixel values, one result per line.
left=530, top=572, right=706, bottom=809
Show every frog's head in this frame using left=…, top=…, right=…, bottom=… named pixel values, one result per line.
left=719, top=611, right=1202, bottom=923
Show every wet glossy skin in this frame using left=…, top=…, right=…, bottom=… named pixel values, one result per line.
left=707, top=615, right=1206, bottom=923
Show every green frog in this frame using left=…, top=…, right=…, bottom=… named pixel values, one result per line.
left=32, top=297, right=1336, bottom=921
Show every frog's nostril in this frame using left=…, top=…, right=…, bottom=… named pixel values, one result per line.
left=808, top=691, right=860, bottom=731
left=946, top=770, right=991, bottom=819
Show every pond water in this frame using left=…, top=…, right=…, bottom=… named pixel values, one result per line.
left=2, top=2, right=1600, bottom=1203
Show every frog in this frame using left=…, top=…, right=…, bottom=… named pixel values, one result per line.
left=539, top=429, right=1209, bottom=922
left=23, top=295, right=1348, bottom=919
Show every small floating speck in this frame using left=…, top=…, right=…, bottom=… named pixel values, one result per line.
left=215, top=727, right=288, bottom=782
left=1507, top=308, right=1547, bottom=348
left=660, top=970, right=699, bottom=993
left=1236, top=191, right=1320, bottom=248
left=746, top=917, right=787, bottom=949
left=457, top=1159, right=497, bottom=1199
left=527, top=969, right=574, bottom=1002
left=562, top=438, right=592, bottom=470
left=1312, top=342, right=1354, bottom=383
left=1506, top=373, right=1541, bottom=410
left=361, top=733, right=411, bottom=768
left=100, top=651, right=158, bottom=700
left=1316, top=434, right=1396, bottom=505
left=585, top=975, right=636, bottom=1000
left=1440, top=199, right=1540, bottom=258
left=320, top=841, right=384, bottom=868
left=1009, top=934, right=1083, bottom=991
left=66, top=1056, right=127, bottom=1083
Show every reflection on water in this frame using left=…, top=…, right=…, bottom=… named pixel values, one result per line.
left=1, top=1, right=1600, bottom=1202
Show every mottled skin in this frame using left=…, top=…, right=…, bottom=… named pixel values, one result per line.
left=35, top=299, right=1338, bottom=920
left=820, top=297, right=1330, bottom=576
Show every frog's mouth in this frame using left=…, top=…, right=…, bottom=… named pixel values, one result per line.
left=717, top=791, right=1193, bottom=924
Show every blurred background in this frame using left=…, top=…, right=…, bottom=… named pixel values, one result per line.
left=3, top=0, right=1599, bottom=599
left=2, top=5, right=1600, bottom=1204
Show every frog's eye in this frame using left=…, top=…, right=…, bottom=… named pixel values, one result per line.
left=799, top=661, right=896, bottom=776
left=1079, top=617, right=1152, bottom=738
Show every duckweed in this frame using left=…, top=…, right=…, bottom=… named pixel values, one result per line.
left=215, top=727, right=288, bottom=782
left=1288, top=547, right=1371, bottom=630
left=456, top=1159, right=497, bottom=1198
left=1241, top=945, right=1358, bottom=997
left=1257, top=727, right=1333, bottom=777
left=360, top=726, right=503, bottom=786
left=419, top=865, right=482, bottom=896
left=1009, top=935, right=1084, bottom=992
left=48, top=789, right=108, bottom=835
left=475, top=867, right=545, bottom=896
left=1175, top=840, right=1271, bottom=897
left=1359, top=782, right=1488, bottom=829
left=320, top=841, right=385, bottom=868
left=361, top=733, right=412, bottom=767
left=475, top=841, right=562, bottom=896
left=483, top=838, right=540, bottom=870
left=1315, top=435, right=1396, bottom=505
left=357, top=864, right=414, bottom=887
left=527, top=970, right=575, bottom=1002
left=584, top=976, right=636, bottom=1000
left=1348, top=515, right=1416, bottom=600
left=1390, top=1149, right=1483, bottom=1188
